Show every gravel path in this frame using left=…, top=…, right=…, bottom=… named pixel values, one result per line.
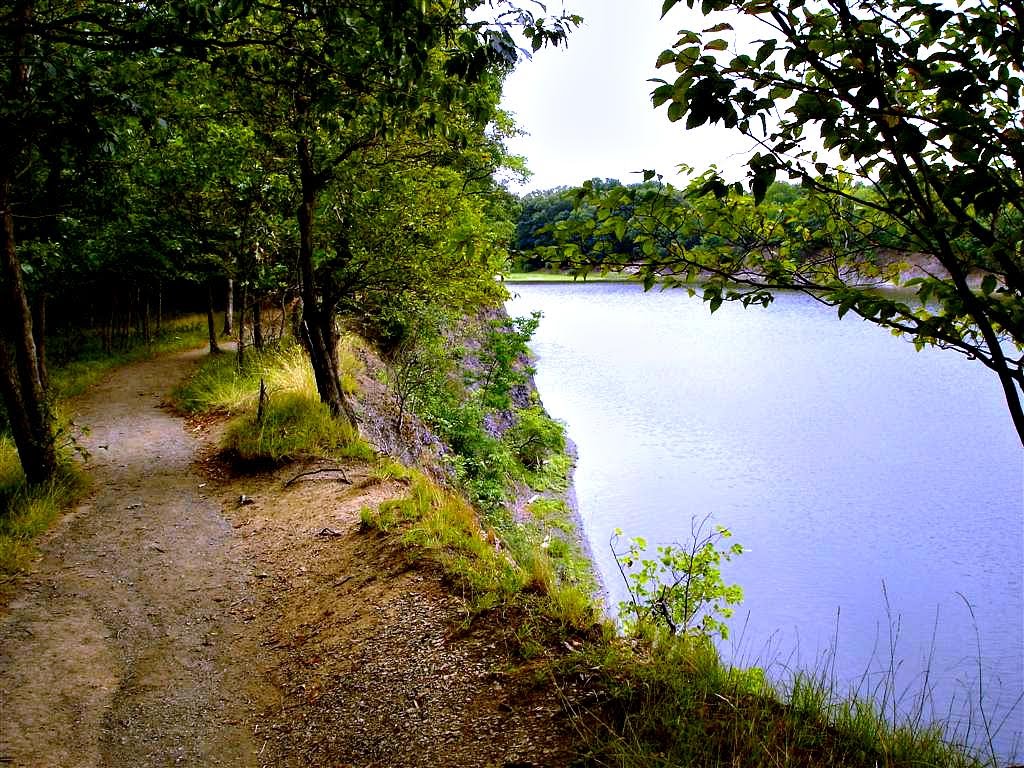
left=0, top=347, right=580, bottom=767
left=0, top=348, right=276, bottom=767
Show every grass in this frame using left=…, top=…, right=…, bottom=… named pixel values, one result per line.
left=223, top=392, right=374, bottom=463
left=0, top=436, right=87, bottom=575
left=175, top=338, right=375, bottom=465
left=360, top=467, right=599, bottom=631
left=50, top=314, right=208, bottom=400
left=563, top=635, right=1000, bottom=768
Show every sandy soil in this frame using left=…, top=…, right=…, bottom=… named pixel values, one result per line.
left=0, top=348, right=579, bottom=767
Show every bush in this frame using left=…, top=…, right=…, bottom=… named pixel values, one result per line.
left=505, top=406, right=565, bottom=470
left=613, top=515, right=744, bottom=642
left=223, top=392, right=373, bottom=463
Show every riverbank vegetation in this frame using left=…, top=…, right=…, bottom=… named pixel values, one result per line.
left=170, top=320, right=1009, bottom=767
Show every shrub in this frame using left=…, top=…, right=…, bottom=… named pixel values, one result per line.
left=505, top=406, right=565, bottom=470
left=613, top=515, right=744, bottom=641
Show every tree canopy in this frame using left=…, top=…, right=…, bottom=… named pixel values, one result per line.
left=0, top=0, right=581, bottom=483
left=542, top=0, right=1024, bottom=446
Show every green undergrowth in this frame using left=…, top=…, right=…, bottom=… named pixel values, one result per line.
left=174, top=339, right=374, bottom=464
left=359, top=466, right=600, bottom=636
left=562, top=635, right=997, bottom=768
left=0, top=436, right=87, bottom=575
left=50, top=314, right=208, bottom=400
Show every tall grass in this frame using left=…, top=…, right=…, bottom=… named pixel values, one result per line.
left=564, top=633, right=998, bottom=768
left=174, top=343, right=318, bottom=414
left=0, top=436, right=86, bottom=575
left=175, top=338, right=374, bottom=464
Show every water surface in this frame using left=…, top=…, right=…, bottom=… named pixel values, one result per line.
left=507, top=282, right=1023, bottom=760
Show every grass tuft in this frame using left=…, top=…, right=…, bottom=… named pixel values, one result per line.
left=0, top=436, right=87, bottom=574
left=176, top=338, right=374, bottom=465
left=223, top=393, right=373, bottom=463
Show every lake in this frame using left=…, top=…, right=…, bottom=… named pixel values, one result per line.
left=506, top=281, right=1024, bottom=761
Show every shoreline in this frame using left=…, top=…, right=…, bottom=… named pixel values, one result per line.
left=559, top=433, right=612, bottom=617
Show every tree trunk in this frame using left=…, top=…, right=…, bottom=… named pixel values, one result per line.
left=0, top=185, right=57, bottom=486
left=142, top=290, right=151, bottom=343
left=206, top=281, right=221, bottom=355
left=253, top=298, right=263, bottom=351
left=155, top=280, right=162, bottom=335
left=279, top=291, right=288, bottom=340
left=0, top=0, right=58, bottom=485
left=296, top=135, right=356, bottom=426
left=31, top=292, right=48, bottom=392
left=223, top=277, right=234, bottom=336
left=236, top=279, right=247, bottom=368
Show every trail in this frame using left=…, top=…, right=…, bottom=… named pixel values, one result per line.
left=0, top=348, right=579, bottom=767
left=0, top=348, right=276, bottom=767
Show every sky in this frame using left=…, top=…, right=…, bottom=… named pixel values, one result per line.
left=499, top=0, right=762, bottom=193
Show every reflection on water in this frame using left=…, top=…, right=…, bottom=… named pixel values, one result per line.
left=506, top=282, right=1023, bottom=760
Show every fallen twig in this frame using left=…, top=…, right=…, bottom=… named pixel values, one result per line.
left=284, top=467, right=352, bottom=487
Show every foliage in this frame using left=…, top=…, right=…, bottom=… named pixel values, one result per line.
left=0, top=0, right=580, bottom=481
left=467, top=311, right=540, bottom=410
left=382, top=307, right=455, bottom=435
left=505, top=405, right=566, bottom=470
left=547, top=0, right=1024, bottom=445
left=613, top=516, right=743, bottom=642
left=513, top=187, right=575, bottom=269
left=0, top=436, right=85, bottom=574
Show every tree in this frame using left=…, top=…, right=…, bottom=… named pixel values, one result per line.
left=221, top=0, right=578, bottom=427
left=0, top=0, right=252, bottom=483
left=552, top=0, right=1024, bottom=446
left=0, top=0, right=581, bottom=483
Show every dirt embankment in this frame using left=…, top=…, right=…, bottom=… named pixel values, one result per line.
left=0, top=348, right=578, bottom=767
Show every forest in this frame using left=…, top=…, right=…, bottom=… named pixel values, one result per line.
left=0, top=0, right=579, bottom=486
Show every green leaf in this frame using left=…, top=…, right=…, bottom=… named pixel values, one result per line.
left=751, top=166, right=776, bottom=205
left=981, top=274, right=997, bottom=296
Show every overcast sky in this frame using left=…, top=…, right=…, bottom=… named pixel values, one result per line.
left=499, top=0, right=761, bottom=193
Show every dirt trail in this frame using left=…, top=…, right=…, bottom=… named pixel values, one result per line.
left=0, top=348, right=275, bottom=767
left=0, top=348, right=579, bottom=767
